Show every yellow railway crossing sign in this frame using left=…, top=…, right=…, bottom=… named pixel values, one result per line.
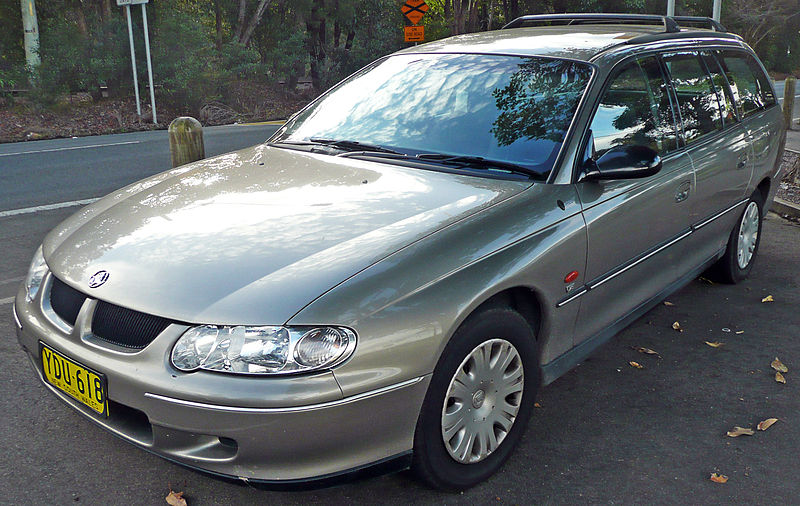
left=401, top=0, right=429, bottom=25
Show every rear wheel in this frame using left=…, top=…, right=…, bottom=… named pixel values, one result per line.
left=412, top=307, right=539, bottom=490
left=713, top=192, right=764, bottom=283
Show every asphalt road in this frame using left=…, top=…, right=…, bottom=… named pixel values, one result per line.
left=0, top=123, right=280, bottom=212
left=1, top=127, right=799, bottom=503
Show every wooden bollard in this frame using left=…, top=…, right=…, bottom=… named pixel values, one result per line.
left=168, top=117, right=205, bottom=168
left=783, top=76, right=796, bottom=131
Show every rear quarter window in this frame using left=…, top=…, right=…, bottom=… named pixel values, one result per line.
left=717, top=50, right=776, bottom=118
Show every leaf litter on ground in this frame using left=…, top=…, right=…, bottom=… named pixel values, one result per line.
left=672, top=321, right=684, bottom=332
left=757, top=418, right=779, bottom=431
left=771, top=357, right=788, bottom=373
left=631, top=346, right=661, bottom=358
left=710, top=473, right=729, bottom=483
left=166, top=490, right=187, bottom=506
left=726, top=426, right=755, bottom=437
left=705, top=341, right=724, bottom=348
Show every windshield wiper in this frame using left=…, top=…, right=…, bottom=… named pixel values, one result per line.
left=414, top=153, right=542, bottom=179
left=269, top=138, right=405, bottom=156
left=308, top=138, right=405, bottom=155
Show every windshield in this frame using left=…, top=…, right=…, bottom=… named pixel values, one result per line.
left=273, top=53, right=593, bottom=179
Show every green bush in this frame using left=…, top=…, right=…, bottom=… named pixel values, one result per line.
left=152, top=10, right=218, bottom=112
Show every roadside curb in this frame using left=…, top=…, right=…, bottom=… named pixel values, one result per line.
left=772, top=197, right=800, bottom=220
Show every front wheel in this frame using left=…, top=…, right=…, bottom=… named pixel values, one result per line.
left=412, top=307, right=539, bottom=490
left=713, top=192, right=764, bottom=283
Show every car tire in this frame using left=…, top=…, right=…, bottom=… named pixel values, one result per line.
left=412, top=307, right=539, bottom=490
left=713, top=192, right=764, bottom=284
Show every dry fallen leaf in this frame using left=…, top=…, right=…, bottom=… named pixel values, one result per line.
left=762, top=295, right=774, bottom=303
left=664, top=301, right=675, bottom=306
left=166, top=491, right=187, bottom=506
left=710, top=473, right=729, bottom=483
left=632, top=346, right=661, bottom=358
left=672, top=321, right=684, bottom=332
left=726, top=426, right=755, bottom=437
left=775, top=372, right=786, bottom=384
left=629, top=361, right=644, bottom=369
left=534, top=402, right=542, bottom=408
left=757, top=418, right=779, bottom=431
left=735, top=330, right=744, bottom=335
left=699, top=277, right=715, bottom=285
left=771, top=357, right=789, bottom=373
left=705, top=341, right=725, bottom=348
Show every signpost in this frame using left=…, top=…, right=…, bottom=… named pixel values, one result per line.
left=117, top=0, right=157, bottom=124
left=401, top=0, right=428, bottom=43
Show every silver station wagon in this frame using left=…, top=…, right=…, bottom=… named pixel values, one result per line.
left=14, top=14, right=784, bottom=490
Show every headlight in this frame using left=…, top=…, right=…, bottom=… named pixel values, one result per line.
left=24, top=246, right=48, bottom=302
left=171, top=325, right=356, bottom=375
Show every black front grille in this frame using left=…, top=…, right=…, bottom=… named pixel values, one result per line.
left=50, top=277, right=87, bottom=325
left=92, top=301, right=174, bottom=349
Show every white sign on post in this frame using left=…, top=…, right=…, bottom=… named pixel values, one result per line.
left=118, top=0, right=157, bottom=123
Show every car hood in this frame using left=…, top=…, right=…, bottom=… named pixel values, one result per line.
left=44, top=144, right=529, bottom=325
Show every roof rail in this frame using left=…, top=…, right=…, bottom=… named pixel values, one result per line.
left=672, top=16, right=726, bottom=32
left=502, top=13, right=681, bottom=33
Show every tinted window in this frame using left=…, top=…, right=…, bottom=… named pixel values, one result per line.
left=718, top=50, right=776, bottom=118
left=663, top=52, right=723, bottom=144
left=587, top=57, right=677, bottom=160
left=701, top=52, right=738, bottom=125
left=276, top=54, right=592, bottom=179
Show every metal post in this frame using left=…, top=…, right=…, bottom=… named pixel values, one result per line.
left=712, top=0, right=721, bottom=22
left=667, top=0, right=675, bottom=17
left=141, top=3, right=157, bottom=124
left=125, top=5, right=141, bottom=116
left=20, top=0, right=41, bottom=69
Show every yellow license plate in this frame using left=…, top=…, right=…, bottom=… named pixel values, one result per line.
left=40, top=343, right=109, bottom=417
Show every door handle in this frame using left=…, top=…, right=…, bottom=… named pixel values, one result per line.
left=737, top=154, right=748, bottom=169
left=675, top=181, right=691, bottom=203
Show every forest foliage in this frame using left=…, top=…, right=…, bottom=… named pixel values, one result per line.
left=0, top=0, right=798, bottom=115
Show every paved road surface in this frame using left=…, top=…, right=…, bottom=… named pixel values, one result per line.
left=1, top=125, right=799, bottom=503
left=0, top=123, right=280, bottom=212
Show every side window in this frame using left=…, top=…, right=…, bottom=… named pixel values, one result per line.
left=586, top=57, right=677, bottom=161
left=663, top=52, right=723, bottom=144
left=701, top=52, right=738, bottom=125
left=718, top=50, right=776, bottom=118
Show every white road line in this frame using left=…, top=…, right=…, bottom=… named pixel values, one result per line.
left=0, top=296, right=14, bottom=306
left=0, top=198, right=100, bottom=218
left=0, top=140, right=140, bottom=157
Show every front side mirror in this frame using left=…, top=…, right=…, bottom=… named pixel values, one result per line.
left=582, top=145, right=662, bottom=181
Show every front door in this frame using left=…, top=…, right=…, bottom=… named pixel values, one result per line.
left=571, top=55, right=694, bottom=345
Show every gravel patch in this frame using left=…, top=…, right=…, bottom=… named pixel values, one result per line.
left=777, top=150, right=800, bottom=206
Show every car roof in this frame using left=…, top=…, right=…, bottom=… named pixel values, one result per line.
left=397, top=24, right=739, bottom=62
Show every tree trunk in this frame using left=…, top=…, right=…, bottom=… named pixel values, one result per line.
left=215, top=0, right=222, bottom=51
left=233, top=0, right=247, bottom=42
left=239, top=0, right=272, bottom=46
left=467, top=0, right=480, bottom=32
left=306, top=0, right=326, bottom=90
left=344, top=29, right=355, bottom=51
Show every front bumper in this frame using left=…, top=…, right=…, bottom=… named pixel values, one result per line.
left=13, top=280, right=430, bottom=483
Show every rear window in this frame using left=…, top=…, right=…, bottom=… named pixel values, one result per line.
left=717, top=50, right=776, bottom=118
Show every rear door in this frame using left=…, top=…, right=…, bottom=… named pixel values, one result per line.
left=661, top=50, right=752, bottom=262
left=571, top=55, right=694, bottom=345
left=716, top=50, right=782, bottom=189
